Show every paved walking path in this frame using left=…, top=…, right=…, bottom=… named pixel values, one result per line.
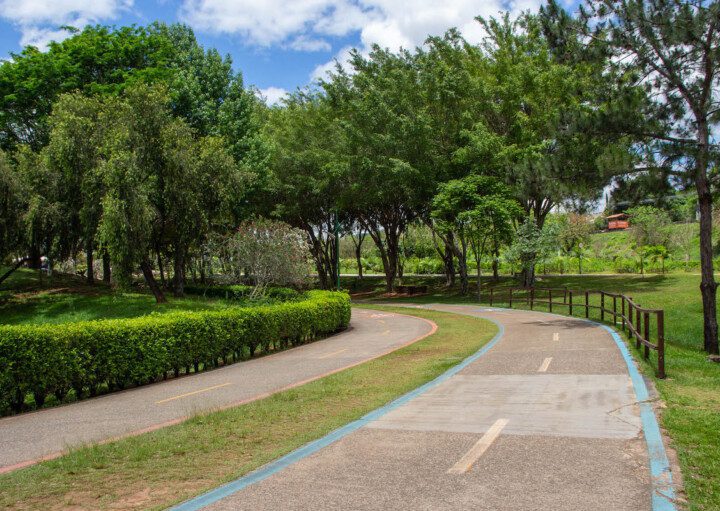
left=0, top=308, right=434, bottom=473
left=179, top=304, right=676, bottom=511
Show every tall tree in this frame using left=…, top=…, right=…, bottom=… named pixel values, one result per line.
left=265, top=92, right=347, bottom=289
left=458, top=14, right=616, bottom=286
left=44, top=94, right=105, bottom=283
left=581, top=0, right=720, bottom=353
left=432, top=175, right=522, bottom=296
left=323, top=47, right=435, bottom=292
left=0, top=150, right=27, bottom=285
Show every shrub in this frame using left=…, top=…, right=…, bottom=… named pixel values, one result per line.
left=184, top=284, right=300, bottom=302
left=0, top=290, right=350, bottom=415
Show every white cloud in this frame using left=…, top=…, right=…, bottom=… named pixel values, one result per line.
left=288, top=35, right=332, bottom=52
left=0, top=0, right=133, bottom=49
left=180, top=0, right=543, bottom=84
left=257, top=86, right=290, bottom=106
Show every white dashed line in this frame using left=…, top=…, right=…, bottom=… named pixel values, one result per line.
left=538, top=357, right=553, bottom=372
left=447, top=419, right=509, bottom=474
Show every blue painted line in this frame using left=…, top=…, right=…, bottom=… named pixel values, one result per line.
left=598, top=323, right=677, bottom=511
left=170, top=317, right=505, bottom=511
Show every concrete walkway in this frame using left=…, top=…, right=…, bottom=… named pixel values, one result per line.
left=0, top=308, right=434, bottom=473
left=186, top=304, right=675, bottom=511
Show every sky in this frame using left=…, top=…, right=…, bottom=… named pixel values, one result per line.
left=0, top=0, right=572, bottom=105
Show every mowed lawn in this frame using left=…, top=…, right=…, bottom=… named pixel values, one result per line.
left=365, top=273, right=719, bottom=511
left=0, top=268, right=234, bottom=325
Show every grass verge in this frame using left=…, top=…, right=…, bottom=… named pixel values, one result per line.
left=364, top=273, right=719, bottom=511
left=0, top=306, right=496, bottom=511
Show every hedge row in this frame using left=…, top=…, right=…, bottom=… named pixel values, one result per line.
left=184, top=284, right=300, bottom=302
left=0, top=290, right=350, bottom=415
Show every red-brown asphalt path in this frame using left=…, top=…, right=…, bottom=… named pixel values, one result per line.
left=0, top=308, right=435, bottom=473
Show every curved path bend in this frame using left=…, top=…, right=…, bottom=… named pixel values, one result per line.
left=0, top=308, right=434, bottom=473
left=178, top=304, right=677, bottom=511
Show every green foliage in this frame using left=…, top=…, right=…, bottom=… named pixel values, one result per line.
left=507, top=216, right=560, bottom=275
left=0, top=25, right=175, bottom=151
left=432, top=175, right=522, bottom=293
left=184, top=284, right=300, bottom=302
left=0, top=151, right=24, bottom=261
left=0, top=290, right=350, bottom=414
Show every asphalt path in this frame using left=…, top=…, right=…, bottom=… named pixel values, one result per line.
left=189, top=304, right=676, bottom=511
left=0, top=308, right=434, bottom=473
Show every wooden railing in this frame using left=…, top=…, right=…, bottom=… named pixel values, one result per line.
left=488, top=286, right=666, bottom=379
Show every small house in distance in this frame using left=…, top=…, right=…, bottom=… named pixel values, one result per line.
left=607, top=213, right=629, bottom=230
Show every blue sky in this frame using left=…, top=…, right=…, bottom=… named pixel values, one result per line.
left=0, top=1, right=560, bottom=104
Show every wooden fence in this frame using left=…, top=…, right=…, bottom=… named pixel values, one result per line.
left=488, top=286, right=666, bottom=378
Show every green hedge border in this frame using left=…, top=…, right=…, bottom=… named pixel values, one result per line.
left=0, top=290, right=350, bottom=415
left=184, top=284, right=300, bottom=302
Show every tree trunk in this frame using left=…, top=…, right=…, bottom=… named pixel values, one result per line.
left=453, top=237, right=469, bottom=295
left=141, top=259, right=167, bottom=303
left=437, top=234, right=455, bottom=287
left=492, top=247, right=500, bottom=282
left=696, top=127, right=718, bottom=354
left=355, top=243, right=363, bottom=279
left=521, top=264, right=535, bottom=288
left=85, top=239, right=94, bottom=284
left=476, top=259, right=482, bottom=303
left=102, top=250, right=111, bottom=283
left=28, top=245, right=42, bottom=269
left=0, top=257, right=29, bottom=287
left=158, top=253, right=166, bottom=288
left=173, top=245, right=185, bottom=297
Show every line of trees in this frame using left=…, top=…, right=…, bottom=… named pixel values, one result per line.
left=0, top=1, right=718, bottom=354
left=0, top=24, right=265, bottom=302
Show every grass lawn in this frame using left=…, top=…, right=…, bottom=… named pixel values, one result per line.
left=0, top=306, right=496, bottom=511
left=358, top=272, right=719, bottom=511
left=0, top=268, right=236, bottom=325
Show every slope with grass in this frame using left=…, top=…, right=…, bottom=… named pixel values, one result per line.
left=0, top=269, right=239, bottom=326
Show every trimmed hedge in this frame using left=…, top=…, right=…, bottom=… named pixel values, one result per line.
left=0, top=290, right=350, bottom=415
left=184, top=284, right=300, bottom=302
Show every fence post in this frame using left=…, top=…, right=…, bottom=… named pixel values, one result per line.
left=621, top=297, right=626, bottom=330
left=490, top=287, right=494, bottom=307
left=585, top=291, right=589, bottom=318
left=658, top=311, right=666, bottom=379
left=644, top=312, right=650, bottom=359
left=549, top=289, right=553, bottom=313
left=509, top=288, right=513, bottom=308
left=612, top=296, right=617, bottom=324
left=636, top=307, right=642, bottom=349
left=600, top=292, right=605, bottom=322
left=530, top=288, right=535, bottom=310
left=569, top=291, right=573, bottom=315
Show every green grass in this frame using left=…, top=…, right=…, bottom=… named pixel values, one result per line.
left=0, top=290, right=237, bottom=325
left=0, top=306, right=497, bottom=511
left=358, top=273, right=719, bottom=511
left=0, top=268, right=240, bottom=326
